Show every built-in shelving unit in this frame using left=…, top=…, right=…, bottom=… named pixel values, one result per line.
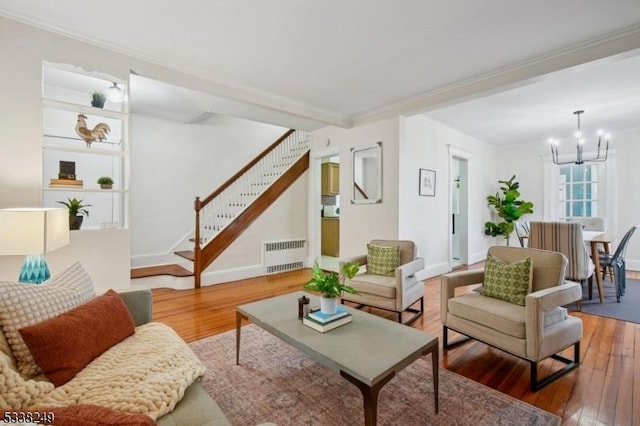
left=42, top=61, right=130, bottom=230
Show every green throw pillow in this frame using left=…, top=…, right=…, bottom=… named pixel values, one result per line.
left=366, top=244, right=400, bottom=277
left=481, top=254, right=532, bottom=306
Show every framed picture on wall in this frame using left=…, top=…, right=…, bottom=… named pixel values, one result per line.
left=419, top=168, right=436, bottom=196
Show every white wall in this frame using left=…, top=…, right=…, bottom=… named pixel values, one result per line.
left=130, top=114, right=288, bottom=262
left=0, top=17, right=141, bottom=287
left=612, top=128, right=640, bottom=270
left=0, top=17, right=310, bottom=287
left=310, top=119, right=400, bottom=260
left=399, top=116, right=499, bottom=277
left=205, top=173, right=308, bottom=278
left=0, top=229, right=130, bottom=294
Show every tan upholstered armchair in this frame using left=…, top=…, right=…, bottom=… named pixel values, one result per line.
left=441, top=246, right=583, bottom=390
left=340, top=240, right=425, bottom=325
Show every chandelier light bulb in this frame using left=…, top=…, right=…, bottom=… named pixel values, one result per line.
left=548, top=109, right=608, bottom=165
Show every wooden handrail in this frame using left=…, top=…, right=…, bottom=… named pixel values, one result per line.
left=354, top=182, right=369, bottom=199
left=196, top=129, right=295, bottom=210
left=196, top=152, right=310, bottom=286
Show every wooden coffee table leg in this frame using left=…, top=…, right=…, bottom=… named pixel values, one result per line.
left=341, top=370, right=395, bottom=426
left=235, top=311, right=247, bottom=365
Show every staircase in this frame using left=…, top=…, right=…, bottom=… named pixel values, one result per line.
left=170, top=129, right=311, bottom=287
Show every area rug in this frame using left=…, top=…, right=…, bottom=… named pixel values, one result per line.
left=577, top=277, right=640, bottom=323
left=190, top=324, right=559, bottom=426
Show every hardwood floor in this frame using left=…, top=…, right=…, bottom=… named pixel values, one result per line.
left=151, top=268, right=640, bottom=425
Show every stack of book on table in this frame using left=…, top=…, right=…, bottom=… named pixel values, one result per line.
left=303, top=305, right=352, bottom=333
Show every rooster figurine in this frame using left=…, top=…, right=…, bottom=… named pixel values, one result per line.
left=75, top=114, right=110, bottom=147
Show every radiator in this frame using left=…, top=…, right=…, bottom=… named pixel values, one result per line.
left=263, top=239, right=306, bottom=275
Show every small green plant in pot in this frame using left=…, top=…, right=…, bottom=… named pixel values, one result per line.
left=57, top=198, right=92, bottom=230
left=304, top=260, right=360, bottom=314
left=97, top=176, right=114, bottom=189
left=484, top=175, right=534, bottom=245
left=91, top=90, right=106, bottom=108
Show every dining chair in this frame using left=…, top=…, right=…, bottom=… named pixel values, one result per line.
left=515, top=221, right=530, bottom=248
left=597, top=225, right=638, bottom=302
left=528, top=221, right=595, bottom=308
left=569, top=217, right=606, bottom=232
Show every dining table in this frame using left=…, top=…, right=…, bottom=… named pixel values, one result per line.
left=582, top=231, right=614, bottom=303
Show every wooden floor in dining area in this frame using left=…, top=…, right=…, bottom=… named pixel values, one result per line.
left=151, top=267, right=640, bottom=426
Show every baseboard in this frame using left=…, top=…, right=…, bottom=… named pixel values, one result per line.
left=129, top=264, right=267, bottom=290
left=625, top=258, right=639, bottom=271
left=468, top=250, right=488, bottom=266
left=130, top=253, right=175, bottom=268
left=200, top=264, right=265, bottom=286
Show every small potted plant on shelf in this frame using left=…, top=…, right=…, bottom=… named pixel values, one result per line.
left=91, top=90, right=106, bottom=108
left=303, top=260, right=360, bottom=314
left=97, top=176, right=114, bottom=189
left=57, top=197, right=92, bottom=230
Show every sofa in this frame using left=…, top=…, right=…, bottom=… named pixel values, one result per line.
left=0, top=262, right=231, bottom=425
left=120, top=290, right=231, bottom=426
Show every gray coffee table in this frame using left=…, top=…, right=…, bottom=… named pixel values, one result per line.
left=236, top=292, right=438, bottom=425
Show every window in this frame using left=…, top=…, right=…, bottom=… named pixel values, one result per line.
left=557, top=164, right=598, bottom=219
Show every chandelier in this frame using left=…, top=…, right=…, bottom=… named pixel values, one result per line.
left=548, top=110, right=610, bottom=165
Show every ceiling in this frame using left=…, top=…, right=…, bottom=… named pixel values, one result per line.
left=2, top=1, right=640, bottom=142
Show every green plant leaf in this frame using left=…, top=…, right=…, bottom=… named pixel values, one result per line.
left=485, top=175, right=533, bottom=241
left=303, top=260, right=360, bottom=298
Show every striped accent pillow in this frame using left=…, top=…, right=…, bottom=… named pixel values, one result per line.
left=481, top=254, right=532, bottom=306
left=366, top=244, right=400, bottom=277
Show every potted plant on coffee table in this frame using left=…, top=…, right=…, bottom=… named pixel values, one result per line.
left=57, top=197, right=92, bottom=230
left=303, top=260, right=360, bottom=314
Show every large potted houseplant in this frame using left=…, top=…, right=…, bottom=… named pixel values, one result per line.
left=484, top=175, right=534, bottom=245
left=303, top=260, right=360, bottom=314
left=57, top=197, right=92, bottom=230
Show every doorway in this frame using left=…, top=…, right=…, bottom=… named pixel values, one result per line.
left=450, top=155, right=469, bottom=268
left=318, top=155, right=340, bottom=272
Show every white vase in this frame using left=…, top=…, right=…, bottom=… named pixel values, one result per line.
left=320, top=296, right=338, bottom=314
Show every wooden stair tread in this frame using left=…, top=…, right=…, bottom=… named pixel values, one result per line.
left=175, top=250, right=195, bottom=261
left=131, top=264, right=193, bottom=279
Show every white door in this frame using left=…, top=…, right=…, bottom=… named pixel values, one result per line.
left=450, top=155, right=469, bottom=268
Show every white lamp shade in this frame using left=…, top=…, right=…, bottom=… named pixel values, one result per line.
left=0, top=208, right=69, bottom=255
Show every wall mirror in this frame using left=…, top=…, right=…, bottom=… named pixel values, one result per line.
left=351, top=141, right=382, bottom=204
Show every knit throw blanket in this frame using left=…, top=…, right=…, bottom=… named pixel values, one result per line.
left=0, top=322, right=206, bottom=420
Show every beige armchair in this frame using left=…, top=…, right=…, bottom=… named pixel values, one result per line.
left=340, top=240, right=425, bottom=325
left=441, top=246, right=583, bottom=390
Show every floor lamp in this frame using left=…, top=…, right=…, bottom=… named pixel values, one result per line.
left=0, top=208, right=70, bottom=284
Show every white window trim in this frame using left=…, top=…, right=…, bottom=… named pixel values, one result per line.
left=542, top=149, right=617, bottom=235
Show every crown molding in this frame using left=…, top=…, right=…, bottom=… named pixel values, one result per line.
left=0, top=11, right=352, bottom=129
left=353, top=24, right=640, bottom=126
